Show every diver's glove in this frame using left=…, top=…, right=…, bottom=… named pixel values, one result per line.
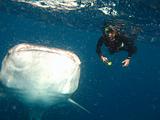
left=122, top=57, right=131, bottom=67
left=100, top=56, right=112, bottom=66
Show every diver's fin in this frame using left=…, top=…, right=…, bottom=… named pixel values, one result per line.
left=68, top=98, right=91, bottom=114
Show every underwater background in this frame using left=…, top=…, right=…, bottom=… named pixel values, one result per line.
left=0, top=0, right=160, bottom=120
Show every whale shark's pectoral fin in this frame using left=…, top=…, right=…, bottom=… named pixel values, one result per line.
left=68, top=98, right=91, bottom=114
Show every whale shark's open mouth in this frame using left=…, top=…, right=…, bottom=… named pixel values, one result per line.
left=8, top=43, right=81, bottom=65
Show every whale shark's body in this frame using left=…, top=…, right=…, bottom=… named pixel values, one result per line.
left=0, top=43, right=88, bottom=120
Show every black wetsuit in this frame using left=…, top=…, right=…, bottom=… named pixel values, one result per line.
left=96, top=33, right=137, bottom=59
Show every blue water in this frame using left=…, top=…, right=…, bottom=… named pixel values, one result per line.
left=0, top=0, right=160, bottom=120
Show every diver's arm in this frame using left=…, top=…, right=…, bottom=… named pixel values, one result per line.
left=127, top=46, right=137, bottom=59
left=96, top=36, right=110, bottom=64
left=126, top=40, right=137, bottom=59
left=121, top=35, right=137, bottom=59
left=121, top=35, right=137, bottom=67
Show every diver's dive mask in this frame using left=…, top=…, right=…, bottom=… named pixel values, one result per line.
left=104, top=25, right=116, bottom=37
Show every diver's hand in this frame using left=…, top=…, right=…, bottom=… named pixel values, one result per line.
left=122, top=58, right=130, bottom=67
left=100, top=56, right=109, bottom=63
left=100, top=56, right=112, bottom=66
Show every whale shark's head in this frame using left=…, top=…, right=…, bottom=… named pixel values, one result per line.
left=0, top=43, right=81, bottom=106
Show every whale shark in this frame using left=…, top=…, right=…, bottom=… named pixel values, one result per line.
left=0, top=43, right=89, bottom=120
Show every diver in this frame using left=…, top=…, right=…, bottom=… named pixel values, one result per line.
left=96, top=24, right=140, bottom=67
